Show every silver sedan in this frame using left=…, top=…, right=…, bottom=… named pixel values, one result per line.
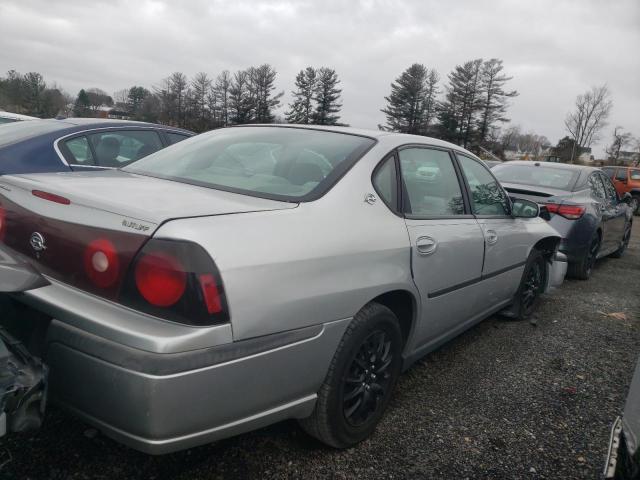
left=0, top=125, right=566, bottom=453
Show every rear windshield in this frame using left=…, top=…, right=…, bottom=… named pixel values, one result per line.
left=0, top=119, right=67, bottom=147
left=493, top=164, right=579, bottom=190
left=631, top=169, right=640, bottom=181
left=124, top=127, right=375, bottom=201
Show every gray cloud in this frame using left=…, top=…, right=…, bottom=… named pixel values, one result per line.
left=1, top=0, right=638, bottom=156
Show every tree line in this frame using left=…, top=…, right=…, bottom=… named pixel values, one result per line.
left=1, top=63, right=637, bottom=164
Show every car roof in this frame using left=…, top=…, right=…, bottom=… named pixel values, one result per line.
left=53, top=117, right=192, bottom=133
left=0, top=111, right=39, bottom=121
left=232, top=124, right=473, bottom=155
left=497, top=160, right=601, bottom=173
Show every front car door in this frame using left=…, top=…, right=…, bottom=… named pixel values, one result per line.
left=456, top=154, right=532, bottom=309
left=599, top=172, right=627, bottom=253
left=396, top=146, right=486, bottom=348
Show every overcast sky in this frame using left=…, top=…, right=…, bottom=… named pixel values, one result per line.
left=1, top=0, right=638, bottom=156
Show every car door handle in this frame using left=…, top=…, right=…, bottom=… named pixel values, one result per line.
left=416, top=236, right=437, bottom=255
left=485, top=229, right=498, bottom=245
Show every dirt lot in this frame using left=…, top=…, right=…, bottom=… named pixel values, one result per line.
left=1, top=223, right=639, bottom=480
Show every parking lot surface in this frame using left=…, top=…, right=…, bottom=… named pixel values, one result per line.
left=1, top=223, right=639, bottom=480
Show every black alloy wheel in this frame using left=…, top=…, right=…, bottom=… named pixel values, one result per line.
left=342, top=330, right=394, bottom=427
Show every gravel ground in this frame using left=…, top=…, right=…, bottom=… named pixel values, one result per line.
left=1, top=223, right=639, bottom=480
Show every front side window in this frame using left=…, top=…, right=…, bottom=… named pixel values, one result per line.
left=63, top=136, right=95, bottom=165
left=88, top=130, right=163, bottom=167
left=124, top=127, right=375, bottom=201
left=457, top=155, right=509, bottom=216
left=0, top=117, right=18, bottom=124
left=372, top=155, right=397, bottom=211
left=398, top=148, right=465, bottom=216
left=615, top=169, right=628, bottom=181
left=631, top=169, right=640, bottom=181
left=588, top=174, right=606, bottom=199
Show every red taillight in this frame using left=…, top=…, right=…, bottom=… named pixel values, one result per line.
left=198, top=273, right=222, bottom=314
left=120, top=238, right=229, bottom=326
left=32, top=190, right=70, bottom=205
left=134, top=251, right=187, bottom=307
left=83, top=238, right=120, bottom=288
left=545, top=203, right=585, bottom=220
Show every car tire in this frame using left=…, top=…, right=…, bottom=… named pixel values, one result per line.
left=568, top=234, right=600, bottom=280
left=299, top=302, right=403, bottom=448
left=611, top=222, right=632, bottom=258
left=510, top=249, right=546, bottom=320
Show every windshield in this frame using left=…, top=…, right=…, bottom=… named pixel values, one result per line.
left=0, top=119, right=68, bottom=147
left=493, top=164, right=579, bottom=191
left=124, top=127, right=375, bottom=200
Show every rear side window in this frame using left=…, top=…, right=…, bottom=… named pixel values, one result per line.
left=588, top=174, right=606, bottom=199
left=600, top=173, right=618, bottom=202
left=88, top=130, right=163, bottom=167
left=166, top=132, right=190, bottom=144
left=601, top=167, right=615, bottom=179
left=372, top=155, right=397, bottom=211
left=64, top=136, right=95, bottom=165
left=398, top=148, right=465, bottom=217
left=457, top=155, right=509, bottom=216
left=615, top=169, right=627, bottom=181
left=0, top=117, right=18, bottom=124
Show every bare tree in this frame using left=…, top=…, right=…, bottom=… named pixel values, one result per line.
left=605, top=126, right=633, bottom=164
left=564, top=84, right=612, bottom=163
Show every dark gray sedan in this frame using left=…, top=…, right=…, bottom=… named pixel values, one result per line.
left=493, top=161, right=634, bottom=279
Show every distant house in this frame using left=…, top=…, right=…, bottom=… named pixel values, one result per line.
left=503, top=144, right=553, bottom=162
left=95, top=105, right=129, bottom=120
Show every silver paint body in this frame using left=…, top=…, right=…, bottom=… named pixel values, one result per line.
left=0, top=127, right=566, bottom=453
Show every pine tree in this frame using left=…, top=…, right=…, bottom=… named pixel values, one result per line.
left=381, top=64, right=430, bottom=134
left=190, top=72, right=212, bottom=132
left=312, top=67, right=342, bottom=125
left=249, top=64, right=283, bottom=123
left=286, top=67, right=317, bottom=124
left=476, top=59, right=518, bottom=147
left=73, top=89, right=91, bottom=117
left=229, top=70, right=253, bottom=124
left=437, top=59, right=484, bottom=148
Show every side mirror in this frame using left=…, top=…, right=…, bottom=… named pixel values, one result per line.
left=511, top=198, right=540, bottom=219
left=622, top=192, right=633, bottom=205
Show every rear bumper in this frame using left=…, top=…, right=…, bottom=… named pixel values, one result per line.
left=43, top=316, right=349, bottom=454
left=546, top=252, right=568, bottom=291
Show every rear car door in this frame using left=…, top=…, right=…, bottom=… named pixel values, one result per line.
left=599, top=172, right=627, bottom=251
left=588, top=172, right=616, bottom=252
left=397, top=146, right=485, bottom=345
left=456, top=154, right=531, bottom=308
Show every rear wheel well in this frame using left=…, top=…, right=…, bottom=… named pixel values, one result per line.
left=369, top=290, right=415, bottom=348
left=532, top=236, right=560, bottom=260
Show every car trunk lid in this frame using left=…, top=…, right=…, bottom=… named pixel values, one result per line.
left=0, top=171, right=295, bottom=299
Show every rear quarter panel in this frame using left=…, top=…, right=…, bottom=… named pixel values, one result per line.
left=155, top=141, right=418, bottom=341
